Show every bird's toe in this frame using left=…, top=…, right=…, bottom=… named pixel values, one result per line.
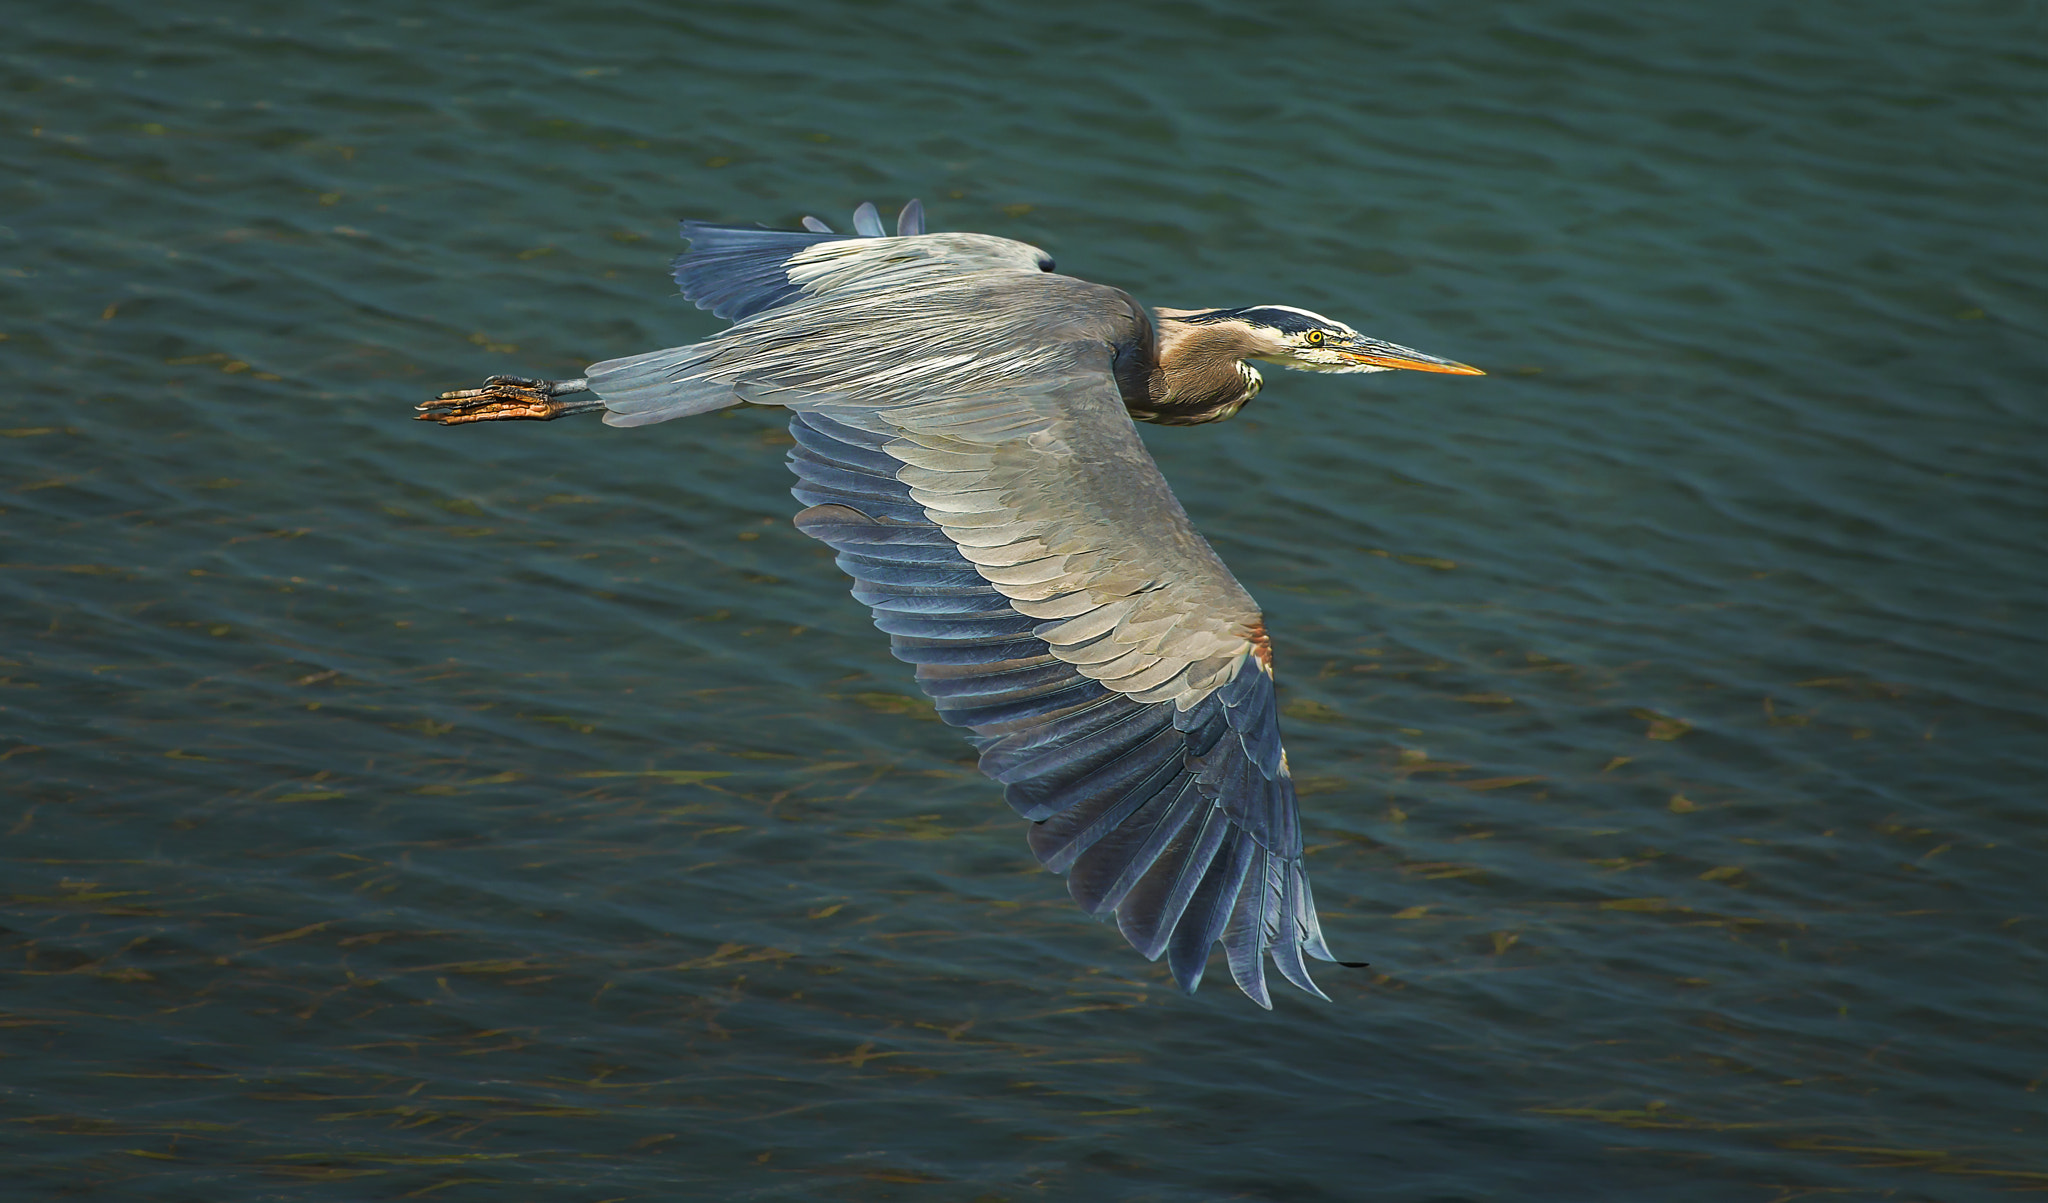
left=416, top=379, right=560, bottom=424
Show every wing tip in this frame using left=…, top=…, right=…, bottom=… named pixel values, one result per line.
left=897, top=198, right=925, bottom=237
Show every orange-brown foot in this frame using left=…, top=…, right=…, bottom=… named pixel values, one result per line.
left=415, top=376, right=598, bottom=425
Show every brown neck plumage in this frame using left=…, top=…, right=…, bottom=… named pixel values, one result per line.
left=1127, top=311, right=1266, bottom=426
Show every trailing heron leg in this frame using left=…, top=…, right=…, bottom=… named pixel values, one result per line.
left=415, top=376, right=605, bottom=425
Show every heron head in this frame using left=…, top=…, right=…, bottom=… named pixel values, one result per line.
left=1175, top=305, right=1484, bottom=377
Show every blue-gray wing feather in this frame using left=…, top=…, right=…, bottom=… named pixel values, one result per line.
left=896, top=198, right=925, bottom=236
left=673, top=201, right=933, bottom=323
left=784, top=409, right=1337, bottom=1006
left=672, top=224, right=851, bottom=322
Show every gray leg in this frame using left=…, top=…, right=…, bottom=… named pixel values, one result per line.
left=415, top=376, right=606, bottom=425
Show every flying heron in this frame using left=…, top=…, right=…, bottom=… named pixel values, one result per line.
left=417, top=200, right=1483, bottom=1006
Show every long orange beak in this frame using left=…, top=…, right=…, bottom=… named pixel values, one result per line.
left=1343, top=351, right=1486, bottom=375
left=1336, top=336, right=1486, bottom=375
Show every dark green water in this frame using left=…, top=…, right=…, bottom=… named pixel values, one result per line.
left=5, top=2, right=2045, bottom=1199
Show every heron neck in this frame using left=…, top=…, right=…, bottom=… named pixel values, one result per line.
left=1135, top=319, right=1263, bottom=425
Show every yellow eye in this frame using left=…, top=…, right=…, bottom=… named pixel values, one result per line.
left=1305, top=329, right=1324, bottom=345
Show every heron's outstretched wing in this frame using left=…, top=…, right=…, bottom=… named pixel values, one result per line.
left=776, top=370, right=1342, bottom=1005
left=786, top=399, right=1336, bottom=1004
left=671, top=198, right=1033, bottom=323
left=598, top=240, right=1062, bottom=427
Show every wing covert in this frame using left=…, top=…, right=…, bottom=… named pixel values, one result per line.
left=865, top=373, right=1267, bottom=709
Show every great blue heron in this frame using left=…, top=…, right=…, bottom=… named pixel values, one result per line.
left=417, top=200, right=1482, bottom=1007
